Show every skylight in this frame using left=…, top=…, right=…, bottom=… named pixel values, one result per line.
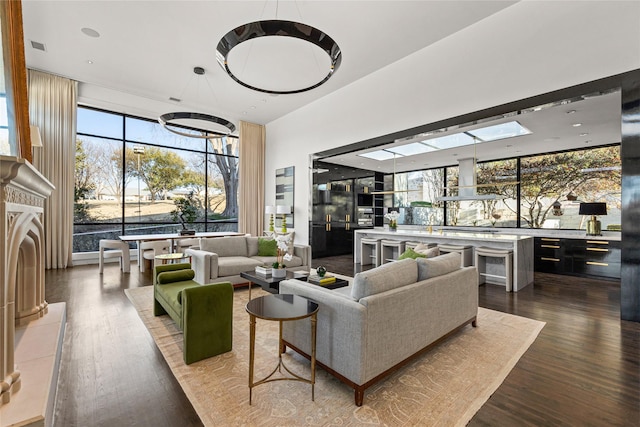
left=358, top=150, right=399, bottom=161
left=466, top=121, right=531, bottom=142
left=357, top=121, right=531, bottom=161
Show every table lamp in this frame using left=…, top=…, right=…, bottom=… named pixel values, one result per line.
left=265, top=205, right=276, bottom=231
left=276, top=205, right=291, bottom=233
left=579, top=202, right=607, bottom=236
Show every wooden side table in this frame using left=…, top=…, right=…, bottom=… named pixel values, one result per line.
left=245, top=294, right=319, bottom=404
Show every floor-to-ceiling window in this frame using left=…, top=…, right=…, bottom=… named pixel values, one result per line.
left=73, top=106, right=239, bottom=253
left=384, top=144, right=621, bottom=231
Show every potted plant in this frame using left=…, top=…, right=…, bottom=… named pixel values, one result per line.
left=171, top=191, right=199, bottom=235
left=271, top=234, right=292, bottom=278
left=385, top=210, right=400, bottom=230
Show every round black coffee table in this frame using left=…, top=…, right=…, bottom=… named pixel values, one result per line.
left=245, top=294, right=319, bottom=404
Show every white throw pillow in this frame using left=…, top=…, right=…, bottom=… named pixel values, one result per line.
left=414, top=244, right=439, bottom=258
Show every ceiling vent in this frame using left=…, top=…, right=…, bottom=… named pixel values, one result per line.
left=30, top=40, right=46, bottom=51
left=168, top=97, right=181, bottom=102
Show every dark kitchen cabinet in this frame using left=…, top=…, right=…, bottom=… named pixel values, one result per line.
left=534, top=237, right=620, bottom=279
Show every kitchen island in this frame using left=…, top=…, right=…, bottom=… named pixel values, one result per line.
left=354, top=228, right=534, bottom=291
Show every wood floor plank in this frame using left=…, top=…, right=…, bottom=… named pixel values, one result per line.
left=43, top=258, right=639, bottom=426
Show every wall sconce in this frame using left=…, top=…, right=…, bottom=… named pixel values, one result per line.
left=276, top=205, right=291, bottom=233
left=579, top=202, right=607, bottom=236
left=552, top=201, right=563, bottom=216
left=265, top=205, right=276, bottom=232
left=30, top=125, right=43, bottom=148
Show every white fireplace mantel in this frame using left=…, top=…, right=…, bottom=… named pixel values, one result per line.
left=1, top=155, right=55, bottom=410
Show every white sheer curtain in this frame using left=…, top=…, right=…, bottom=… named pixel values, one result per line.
left=238, top=121, right=265, bottom=236
left=28, top=70, right=77, bottom=269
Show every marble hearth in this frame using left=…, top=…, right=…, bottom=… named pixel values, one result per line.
left=1, top=156, right=63, bottom=427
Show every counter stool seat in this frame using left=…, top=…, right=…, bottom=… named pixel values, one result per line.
left=438, top=243, right=473, bottom=267
left=381, top=239, right=406, bottom=264
left=361, top=238, right=382, bottom=267
left=474, top=246, right=513, bottom=292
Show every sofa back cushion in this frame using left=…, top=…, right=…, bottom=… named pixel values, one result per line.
left=246, top=236, right=259, bottom=256
left=351, top=258, right=418, bottom=301
left=200, top=236, right=248, bottom=257
left=416, top=252, right=461, bottom=281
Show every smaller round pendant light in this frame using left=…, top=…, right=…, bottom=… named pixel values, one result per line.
left=216, top=20, right=342, bottom=95
left=159, top=67, right=236, bottom=137
left=158, top=112, right=236, bottom=138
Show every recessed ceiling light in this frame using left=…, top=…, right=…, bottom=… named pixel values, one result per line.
left=81, top=27, right=100, bottom=38
left=572, top=123, right=582, bottom=127
left=250, top=106, right=256, bottom=109
left=87, top=60, right=93, bottom=64
left=580, top=133, right=589, bottom=136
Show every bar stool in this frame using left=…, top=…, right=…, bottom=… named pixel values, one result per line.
left=360, top=238, right=381, bottom=267
left=381, top=239, right=406, bottom=264
left=474, top=246, right=513, bottom=292
left=438, top=243, right=473, bottom=267
left=99, top=239, right=130, bottom=273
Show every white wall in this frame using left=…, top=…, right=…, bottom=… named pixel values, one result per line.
left=265, top=1, right=640, bottom=245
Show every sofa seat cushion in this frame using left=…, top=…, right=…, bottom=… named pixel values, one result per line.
left=218, top=256, right=262, bottom=277
left=201, top=236, right=248, bottom=257
left=250, top=255, right=303, bottom=268
left=156, top=281, right=201, bottom=314
left=351, top=258, right=418, bottom=301
left=416, top=252, right=461, bottom=281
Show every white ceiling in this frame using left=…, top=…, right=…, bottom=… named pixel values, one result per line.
left=21, top=1, right=622, bottom=169
left=22, top=0, right=517, bottom=130
left=320, top=90, right=622, bottom=173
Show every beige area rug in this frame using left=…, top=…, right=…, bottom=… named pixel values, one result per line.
left=125, top=284, right=544, bottom=427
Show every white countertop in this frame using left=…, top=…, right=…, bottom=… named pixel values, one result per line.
left=355, top=228, right=532, bottom=242
left=354, top=227, right=621, bottom=242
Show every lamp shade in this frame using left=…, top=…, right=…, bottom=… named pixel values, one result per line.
left=579, top=202, right=607, bottom=216
left=265, top=205, right=276, bottom=214
left=276, top=205, right=291, bottom=214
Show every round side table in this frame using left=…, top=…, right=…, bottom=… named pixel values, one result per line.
left=245, top=294, right=319, bottom=404
left=154, top=252, right=190, bottom=265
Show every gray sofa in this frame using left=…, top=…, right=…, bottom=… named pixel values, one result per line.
left=278, top=252, right=478, bottom=406
left=186, top=235, right=311, bottom=286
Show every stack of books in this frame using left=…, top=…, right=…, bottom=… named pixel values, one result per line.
left=308, top=274, right=336, bottom=285
left=255, top=265, right=272, bottom=276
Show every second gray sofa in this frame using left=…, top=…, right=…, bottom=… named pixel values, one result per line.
left=279, top=252, right=478, bottom=406
left=186, top=235, right=311, bottom=286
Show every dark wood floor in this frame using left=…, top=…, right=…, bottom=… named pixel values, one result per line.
left=45, top=257, right=639, bottom=426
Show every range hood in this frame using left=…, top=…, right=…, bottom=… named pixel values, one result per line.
left=436, top=157, right=505, bottom=202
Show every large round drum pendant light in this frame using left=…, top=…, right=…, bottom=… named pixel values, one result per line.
left=216, top=20, right=342, bottom=95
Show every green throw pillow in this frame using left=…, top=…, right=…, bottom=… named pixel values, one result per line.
left=157, top=269, right=195, bottom=284
left=398, top=247, right=427, bottom=260
left=257, top=237, right=277, bottom=256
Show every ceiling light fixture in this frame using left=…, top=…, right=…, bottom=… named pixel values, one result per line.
left=158, top=67, right=236, bottom=138
left=216, top=20, right=342, bottom=94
